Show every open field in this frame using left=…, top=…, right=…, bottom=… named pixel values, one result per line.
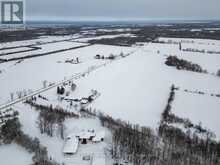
left=1, top=30, right=220, bottom=164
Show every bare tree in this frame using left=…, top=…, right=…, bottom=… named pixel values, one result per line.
left=43, top=80, right=47, bottom=88
left=217, top=69, right=220, bottom=77
left=10, top=92, right=14, bottom=101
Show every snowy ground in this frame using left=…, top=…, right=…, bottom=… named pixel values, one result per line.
left=13, top=103, right=111, bottom=165
left=0, top=35, right=76, bottom=49
left=0, top=143, right=33, bottom=165
left=72, top=47, right=220, bottom=132
left=0, top=35, right=220, bottom=164
left=1, top=36, right=220, bottom=129
left=172, top=91, right=220, bottom=139
left=142, top=42, right=220, bottom=73
left=0, top=41, right=88, bottom=60
left=0, top=46, right=34, bottom=55
left=0, top=44, right=133, bottom=104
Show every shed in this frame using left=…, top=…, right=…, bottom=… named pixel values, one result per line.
left=63, top=135, right=79, bottom=155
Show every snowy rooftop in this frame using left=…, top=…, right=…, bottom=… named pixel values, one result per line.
left=63, top=136, right=79, bottom=154
left=92, top=131, right=105, bottom=142
left=76, top=130, right=96, bottom=139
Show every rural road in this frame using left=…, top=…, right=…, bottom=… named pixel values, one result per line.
left=0, top=62, right=110, bottom=111
left=0, top=47, right=138, bottom=111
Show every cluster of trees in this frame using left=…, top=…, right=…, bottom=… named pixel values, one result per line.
left=89, top=24, right=220, bottom=47
left=95, top=54, right=105, bottom=60
left=38, top=94, right=49, bottom=101
left=0, top=116, right=21, bottom=144
left=161, top=85, right=215, bottom=134
left=183, top=89, right=220, bottom=99
left=10, top=89, right=33, bottom=101
left=207, top=50, right=220, bottom=54
left=112, top=124, right=159, bottom=165
left=0, top=108, right=19, bottom=124
left=80, top=107, right=97, bottom=118
left=98, top=112, right=160, bottom=165
left=38, top=109, right=65, bottom=139
left=181, top=48, right=220, bottom=55
left=184, top=89, right=205, bottom=95
left=165, top=56, right=207, bottom=73
left=90, top=37, right=134, bottom=46
left=26, top=100, right=79, bottom=118
left=57, top=86, right=65, bottom=95
left=217, top=70, right=220, bottom=77
left=65, top=57, right=79, bottom=64
left=25, top=100, right=79, bottom=138
left=97, top=84, right=220, bottom=165
left=182, top=48, right=206, bottom=53
left=94, top=53, right=117, bottom=60
left=99, top=113, right=123, bottom=130
left=159, top=85, right=220, bottom=165
left=0, top=117, right=59, bottom=165
left=158, top=123, right=220, bottom=165
left=161, top=85, right=177, bottom=124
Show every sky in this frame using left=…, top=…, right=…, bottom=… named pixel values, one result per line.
left=26, top=0, right=220, bottom=21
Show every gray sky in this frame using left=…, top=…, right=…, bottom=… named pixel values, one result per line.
left=26, top=0, right=220, bottom=21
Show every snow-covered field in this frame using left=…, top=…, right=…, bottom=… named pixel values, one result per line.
left=1, top=36, right=220, bottom=129
left=72, top=47, right=220, bottom=131
left=0, top=143, right=33, bottom=165
left=0, top=35, right=79, bottom=49
left=0, top=46, right=34, bottom=55
left=13, top=102, right=111, bottom=165
left=0, top=41, right=88, bottom=60
left=0, top=35, right=220, bottom=164
left=172, top=91, right=220, bottom=139
left=0, top=44, right=133, bottom=105
left=142, top=42, right=220, bottom=73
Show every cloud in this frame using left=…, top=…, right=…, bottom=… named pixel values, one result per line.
left=26, top=0, right=220, bottom=21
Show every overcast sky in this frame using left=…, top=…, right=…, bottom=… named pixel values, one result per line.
left=26, top=0, right=220, bottom=21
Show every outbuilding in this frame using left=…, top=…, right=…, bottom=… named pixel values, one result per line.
left=76, top=130, right=96, bottom=144
left=63, top=135, right=79, bottom=155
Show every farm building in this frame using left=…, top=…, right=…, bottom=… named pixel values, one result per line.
left=76, top=130, right=96, bottom=144
left=63, top=135, right=79, bottom=155
left=92, top=131, right=105, bottom=143
left=62, top=130, right=105, bottom=155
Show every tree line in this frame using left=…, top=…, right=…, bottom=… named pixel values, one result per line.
left=165, top=56, right=207, bottom=73
left=0, top=114, right=60, bottom=165
left=25, top=100, right=79, bottom=139
left=159, top=85, right=220, bottom=165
